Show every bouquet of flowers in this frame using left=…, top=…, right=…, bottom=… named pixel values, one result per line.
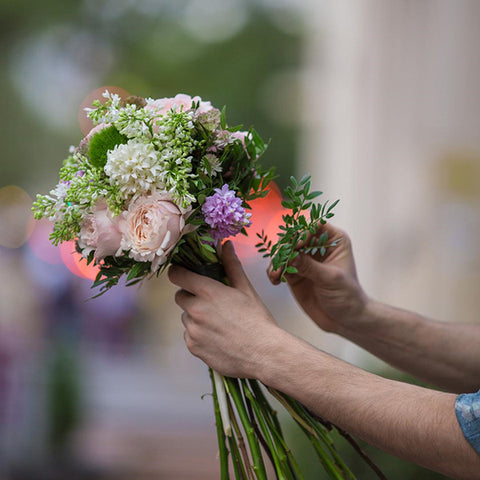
left=33, top=91, right=384, bottom=479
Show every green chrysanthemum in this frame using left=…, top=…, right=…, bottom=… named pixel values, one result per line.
left=88, top=126, right=128, bottom=169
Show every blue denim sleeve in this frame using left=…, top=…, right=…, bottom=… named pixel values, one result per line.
left=455, top=389, right=480, bottom=455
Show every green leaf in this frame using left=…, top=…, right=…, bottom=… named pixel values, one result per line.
left=306, top=191, right=323, bottom=200
left=220, top=105, right=227, bottom=129
left=200, top=235, right=215, bottom=243
left=327, top=199, right=340, bottom=213
left=202, top=244, right=217, bottom=253
left=281, top=200, right=295, bottom=209
left=299, top=173, right=310, bottom=185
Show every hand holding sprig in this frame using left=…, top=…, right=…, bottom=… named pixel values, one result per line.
left=257, top=175, right=368, bottom=334
left=256, top=174, right=340, bottom=282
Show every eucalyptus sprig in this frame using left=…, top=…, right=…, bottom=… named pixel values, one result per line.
left=256, top=174, right=340, bottom=282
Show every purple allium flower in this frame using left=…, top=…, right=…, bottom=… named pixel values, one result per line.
left=202, top=184, right=252, bottom=240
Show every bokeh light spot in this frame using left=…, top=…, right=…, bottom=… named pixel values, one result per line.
left=0, top=186, right=35, bottom=248
left=60, top=241, right=100, bottom=281
left=231, top=182, right=286, bottom=261
left=28, top=219, right=63, bottom=264
left=78, top=86, right=131, bottom=135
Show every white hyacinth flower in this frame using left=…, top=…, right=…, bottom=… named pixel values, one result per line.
left=104, top=140, right=166, bottom=200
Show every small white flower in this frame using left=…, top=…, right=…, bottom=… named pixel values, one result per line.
left=104, top=140, right=166, bottom=200
left=201, top=153, right=222, bottom=176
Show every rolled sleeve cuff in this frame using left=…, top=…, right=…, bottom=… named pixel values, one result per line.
left=455, top=389, right=480, bottom=456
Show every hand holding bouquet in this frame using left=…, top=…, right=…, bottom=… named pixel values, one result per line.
left=33, top=91, right=384, bottom=479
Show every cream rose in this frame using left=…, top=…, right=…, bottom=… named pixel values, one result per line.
left=78, top=199, right=123, bottom=259
left=120, top=192, right=190, bottom=271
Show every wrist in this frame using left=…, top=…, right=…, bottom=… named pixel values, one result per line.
left=335, top=295, right=379, bottom=338
left=257, top=328, right=314, bottom=389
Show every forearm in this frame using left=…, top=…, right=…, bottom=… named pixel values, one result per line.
left=337, top=300, right=480, bottom=393
left=260, top=331, right=480, bottom=480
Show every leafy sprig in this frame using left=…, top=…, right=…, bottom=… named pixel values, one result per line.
left=256, top=174, right=341, bottom=282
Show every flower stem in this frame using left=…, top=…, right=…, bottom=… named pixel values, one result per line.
left=248, top=381, right=304, bottom=480
left=228, top=434, right=246, bottom=480
left=225, top=377, right=268, bottom=480
left=280, top=397, right=356, bottom=480
left=214, top=370, right=232, bottom=437
left=243, top=384, right=294, bottom=480
left=210, top=369, right=230, bottom=480
left=227, top=394, right=255, bottom=480
left=267, top=388, right=347, bottom=480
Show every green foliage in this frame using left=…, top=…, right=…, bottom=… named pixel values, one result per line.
left=87, top=126, right=128, bottom=169
left=32, top=152, right=124, bottom=246
left=256, top=174, right=341, bottom=282
left=89, top=252, right=153, bottom=297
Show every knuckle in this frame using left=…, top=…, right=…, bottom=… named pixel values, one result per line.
left=188, top=302, right=206, bottom=320
left=184, top=330, right=200, bottom=356
left=341, top=231, right=351, bottom=246
left=174, top=289, right=184, bottom=305
left=329, top=267, right=345, bottom=284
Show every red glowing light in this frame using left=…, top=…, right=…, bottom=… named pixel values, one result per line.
left=59, top=241, right=100, bottom=281
left=230, top=182, right=287, bottom=261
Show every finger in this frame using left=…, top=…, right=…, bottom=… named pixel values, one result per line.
left=168, top=264, right=224, bottom=296
left=222, top=241, right=254, bottom=293
left=181, top=311, right=192, bottom=328
left=290, top=252, right=339, bottom=282
left=296, top=222, right=343, bottom=251
left=267, top=262, right=282, bottom=285
left=175, top=289, right=195, bottom=309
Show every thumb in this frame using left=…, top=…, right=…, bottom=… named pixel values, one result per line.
left=222, top=241, right=254, bottom=293
left=291, top=253, right=333, bottom=282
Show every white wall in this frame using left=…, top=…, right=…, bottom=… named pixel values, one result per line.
left=299, top=0, right=480, bottom=365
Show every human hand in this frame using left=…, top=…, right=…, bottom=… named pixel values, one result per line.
left=268, top=223, right=368, bottom=334
left=169, top=241, right=284, bottom=379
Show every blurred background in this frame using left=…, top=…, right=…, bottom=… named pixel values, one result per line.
left=1, top=0, right=479, bottom=478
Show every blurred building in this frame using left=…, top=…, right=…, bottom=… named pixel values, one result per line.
left=298, top=0, right=480, bottom=368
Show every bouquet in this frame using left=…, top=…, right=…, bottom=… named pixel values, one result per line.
left=33, top=91, right=385, bottom=479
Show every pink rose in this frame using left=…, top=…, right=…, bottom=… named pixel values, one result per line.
left=78, top=199, right=123, bottom=259
left=147, top=94, right=214, bottom=117
left=146, top=94, right=217, bottom=133
left=120, top=193, right=191, bottom=271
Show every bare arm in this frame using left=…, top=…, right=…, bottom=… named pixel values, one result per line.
left=261, top=330, right=480, bottom=480
left=338, top=301, right=480, bottom=393
left=269, top=223, right=480, bottom=393
left=169, top=242, right=480, bottom=480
